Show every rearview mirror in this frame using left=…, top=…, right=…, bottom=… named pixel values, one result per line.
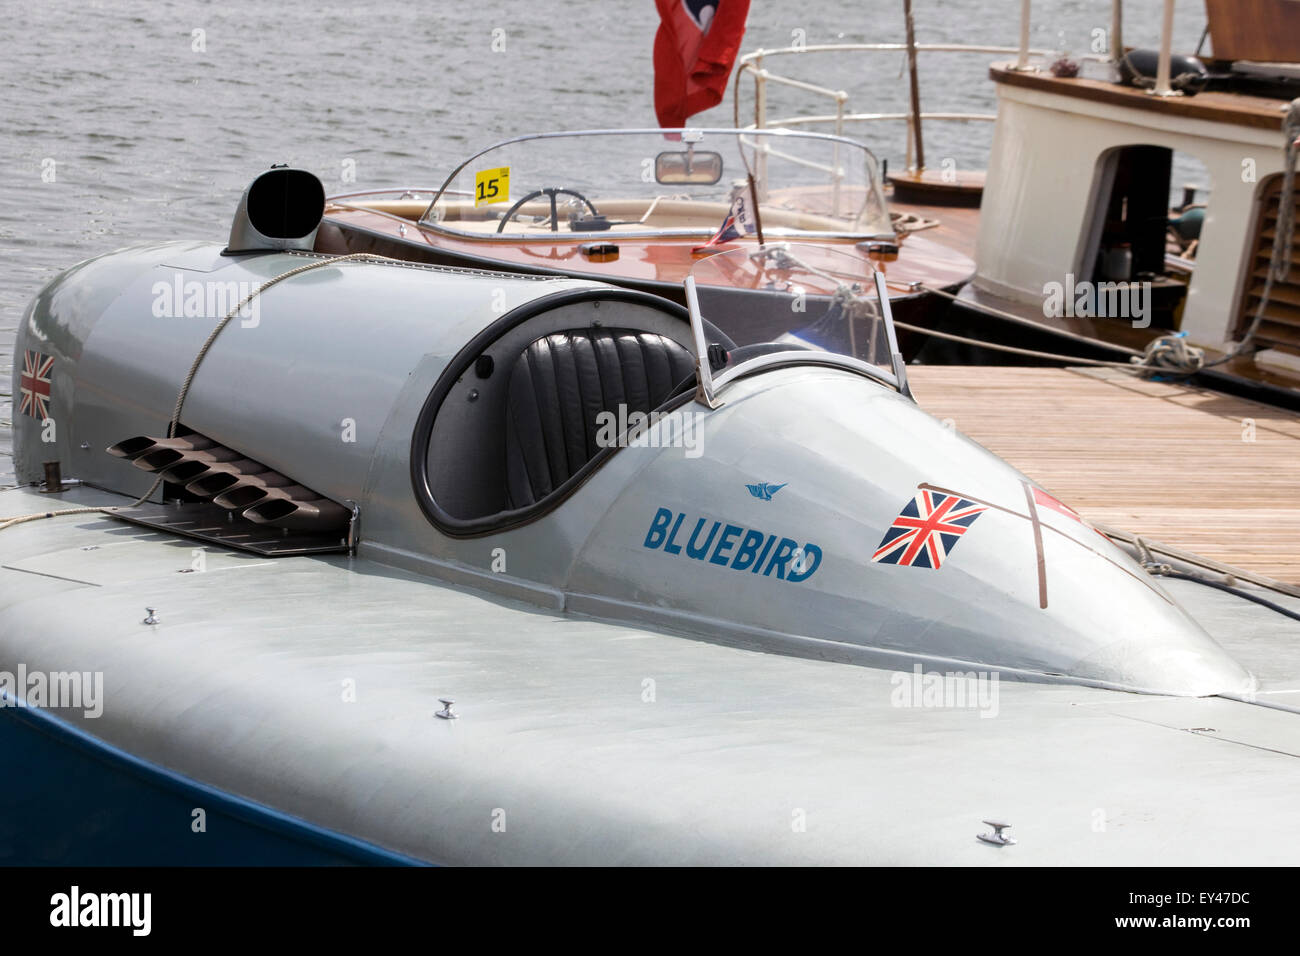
left=655, top=150, right=724, bottom=185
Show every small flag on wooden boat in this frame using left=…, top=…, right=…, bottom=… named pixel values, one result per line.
left=698, top=182, right=758, bottom=249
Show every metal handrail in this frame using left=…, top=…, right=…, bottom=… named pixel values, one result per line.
left=737, top=42, right=1052, bottom=65
left=761, top=112, right=997, bottom=128
left=734, top=41, right=1057, bottom=171
left=731, top=0, right=1151, bottom=172
left=736, top=137, right=837, bottom=174
left=734, top=1, right=1184, bottom=173
left=325, top=187, right=467, bottom=201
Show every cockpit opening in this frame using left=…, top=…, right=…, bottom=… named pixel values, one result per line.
left=412, top=288, right=715, bottom=535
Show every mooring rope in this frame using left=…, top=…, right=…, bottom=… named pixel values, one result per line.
left=1135, top=332, right=1205, bottom=373
left=752, top=244, right=1150, bottom=371
left=917, top=284, right=1217, bottom=375
left=890, top=318, right=1147, bottom=369
left=916, top=283, right=1146, bottom=359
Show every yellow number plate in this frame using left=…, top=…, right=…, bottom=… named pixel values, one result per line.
left=474, top=166, right=510, bottom=207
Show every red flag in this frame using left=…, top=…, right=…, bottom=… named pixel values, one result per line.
left=653, top=0, right=751, bottom=128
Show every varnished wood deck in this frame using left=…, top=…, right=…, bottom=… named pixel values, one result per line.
left=908, top=366, right=1300, bottom=584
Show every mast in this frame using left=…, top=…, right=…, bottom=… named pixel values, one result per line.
left=904, top=0, right=925, bottom=171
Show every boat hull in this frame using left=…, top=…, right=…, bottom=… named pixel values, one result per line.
left=1, top=485, right=1297, bottom=865
left=0, top=694, right=422, bottom=866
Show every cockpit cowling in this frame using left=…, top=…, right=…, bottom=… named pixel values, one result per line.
left=562, top=365, right=1251, bottom=697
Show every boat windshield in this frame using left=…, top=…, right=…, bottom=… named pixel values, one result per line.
left=420, top=128, right=892, bottom=241
left=685, top=243, right=908, bottom=400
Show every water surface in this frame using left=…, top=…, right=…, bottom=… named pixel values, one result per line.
left=0, top=0, right=1210, bottom=486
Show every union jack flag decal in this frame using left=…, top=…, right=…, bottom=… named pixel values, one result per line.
left=699, top=186, right=757, bottom=248
left=19, top=350, right=54, bottom=421
left=705, top=211, right=743, bottom=245
left=872, top=489, right=987, bottom=569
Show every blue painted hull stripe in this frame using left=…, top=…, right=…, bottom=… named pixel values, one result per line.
left=0, top=690, right=433, bottom=866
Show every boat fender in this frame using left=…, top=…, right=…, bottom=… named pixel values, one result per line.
left=1118, top=49, right=1209, bottom=95
left=1170, top=207, right=1204, bottom=241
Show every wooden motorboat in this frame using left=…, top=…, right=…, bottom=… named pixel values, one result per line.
left=313, top=128, right=975, bottom=349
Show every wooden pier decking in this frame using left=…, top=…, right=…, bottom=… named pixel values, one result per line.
left=908, top=366, right=1300, bottom=585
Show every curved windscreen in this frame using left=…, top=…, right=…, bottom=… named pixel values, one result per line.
left=686, top=243, right=907, bottom=396
left=420, top=129, right=892, bottom=242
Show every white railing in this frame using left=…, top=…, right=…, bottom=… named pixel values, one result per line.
left=734, top=43, right=1054, bottom=172
left=733, top=1, right=1178, bottom=172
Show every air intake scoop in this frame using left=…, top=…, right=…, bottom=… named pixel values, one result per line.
left=226, top=166, right=326, bottom=253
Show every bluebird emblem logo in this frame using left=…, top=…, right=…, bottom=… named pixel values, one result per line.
left=746, top=481, right=786, bottom=501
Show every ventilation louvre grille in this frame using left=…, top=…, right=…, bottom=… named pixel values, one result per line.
left=1235, top=175, right=1300, bottom=355
left=105, top=430, right=352, bottom=556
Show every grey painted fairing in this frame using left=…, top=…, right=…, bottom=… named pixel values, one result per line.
left=0, top=484, right=1297, bottom=865
left=12, top=243, right=1250, bottom=696
left=558, top=369, right=1248, bottom=696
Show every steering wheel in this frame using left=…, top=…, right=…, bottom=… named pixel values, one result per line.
left=496, top=187, right=599, bottom=233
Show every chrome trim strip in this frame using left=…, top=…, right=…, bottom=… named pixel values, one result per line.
left=326, top=186, right=471, bottom=202
left=421, top=223, right=891, bottom=243
left=712, top=350, right=901, bottom=395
